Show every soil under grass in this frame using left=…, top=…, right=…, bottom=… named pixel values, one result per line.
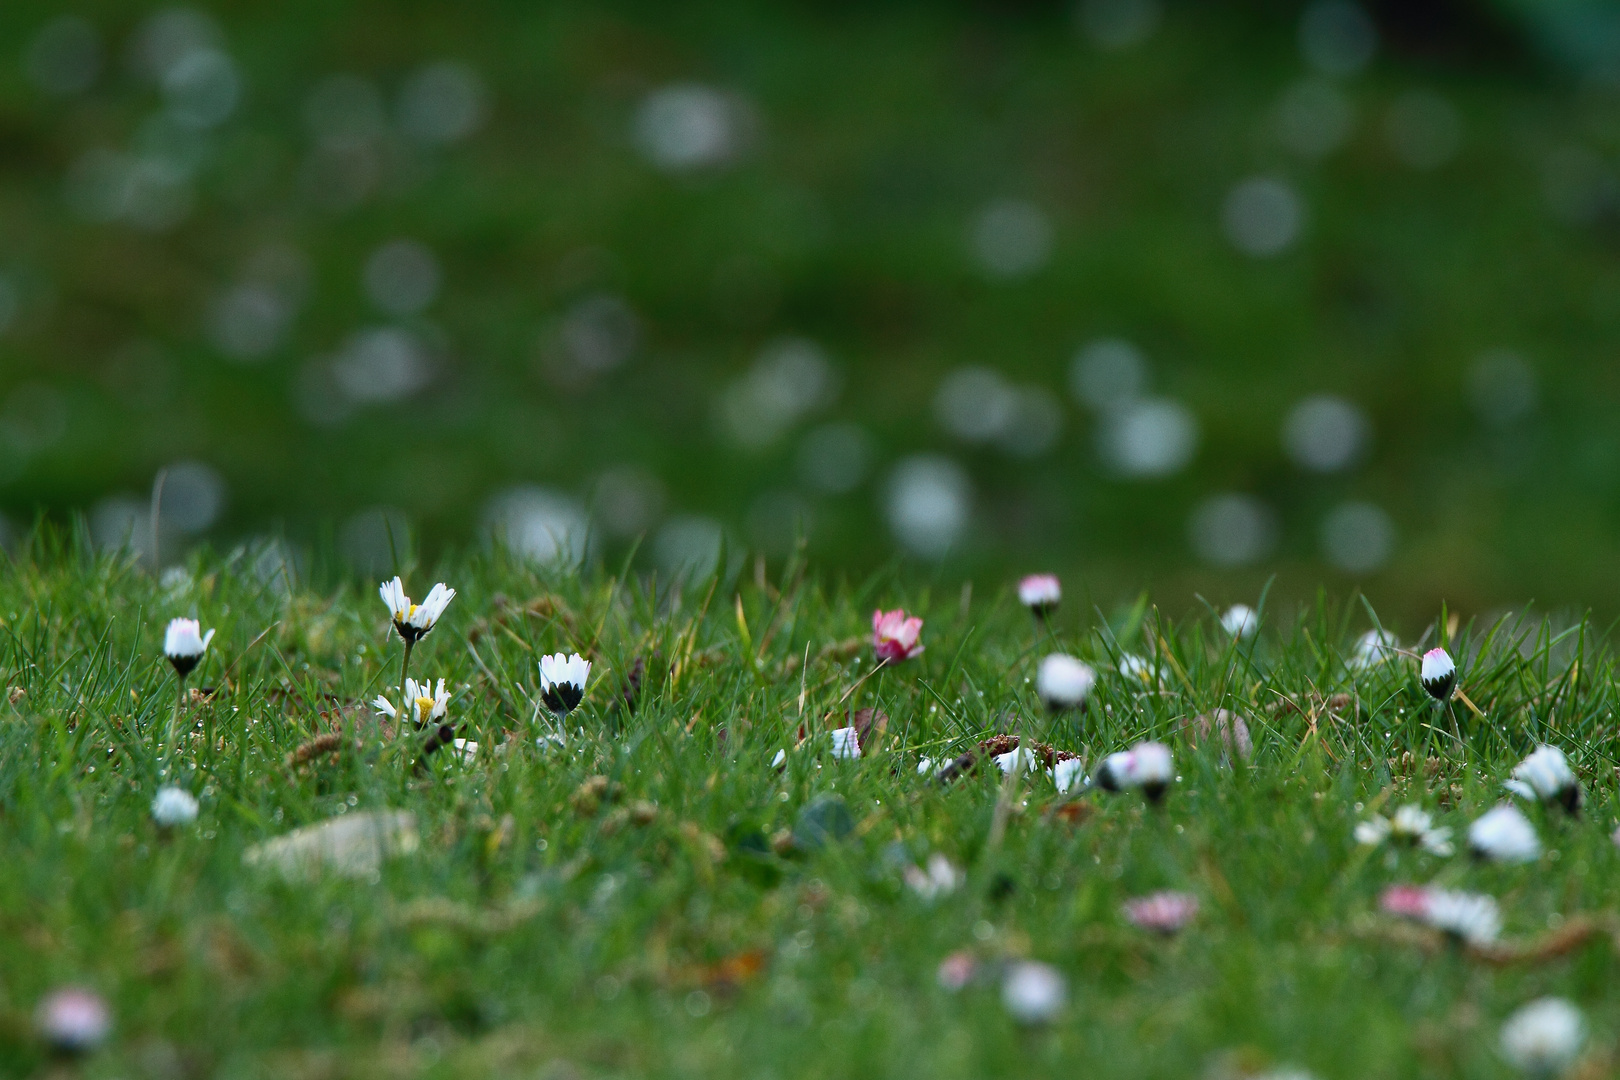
left=2, top=540, right=1617, bottom=1078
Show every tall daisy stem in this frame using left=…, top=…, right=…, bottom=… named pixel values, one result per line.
left=399, top=638, right=414, bottom=716
left=167, top=673, right=187, bottom=760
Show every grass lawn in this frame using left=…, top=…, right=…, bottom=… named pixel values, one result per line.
left=2, top=536, right=1617, bottom=1078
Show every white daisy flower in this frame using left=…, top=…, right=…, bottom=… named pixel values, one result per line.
left=163, top=617, right=215, bottom=677
left=1001, top=961, right=1066, bottom=1025
left=1095, top=741, right=1173, bottom=802
left=1017, top=573, right=1061, bottom=617
left=1036, top=653, right=1095, bottom=711
left=771, top=748, right=787, bottom=769
left=1468, top=804, right=1540, bottom=864
left=993, top=746, right=1038, bottom=776
left=1220, top=603, right=1259, bottom=640
left=373, top=677, right=450, bottom=729
left=538, top=652, right=590, bottom=715
left=1053, top=757, right=1087, bottom=794
left=1116, top=653, right=1157, bottom=684
left=449, top=738, right=478, bottom=764
left=830, top=726, right=861, bottom=759
left=150, top=785, right=199, bottom=827
left=1500, top=997, right=1585, bottom=1076
left=1354, top=804, right=1453, bottom=856
left=1423, top=888, right=1502, bottom=946
left=1349, top=627, right=1398, bottom=669
left=1420, top=647, right=1456, bottom=702
left=1504, top=745, right=1581, bottom=814
left=379, top=577, right=456, bottom=643
left=35, top=987, right=112, bottom=1054
left=904, top=853, right=963, bottom=900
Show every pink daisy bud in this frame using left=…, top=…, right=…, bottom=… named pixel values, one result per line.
left=35, top=987, right=111, bottom=1054
left=871, top=608, right=924, bottom=663
left=1016, top=574, right=1061, bottom=617
left=1123, top=891, right=1199, bottom=934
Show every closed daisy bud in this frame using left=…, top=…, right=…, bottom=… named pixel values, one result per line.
left=1001, top=961, right=1066, bottom=1025
left=871, top=608, right=925, bottom=663
left=35, top=987, right=111, bottom=1054
left=1096, top=741, right=1173, bottom=802
left=1122, top=890, right=1199, bottom=934
left=150, top=785, right=199, bottom=827
left=538, top=652, right=590, bottom=715
left=1017, top=574, right=1061, bottom=618
left=1468, top=804, right=1540, bottom=864
left=1036, top=653, right=1095, bottom=711
left=1500, top=997, right=1585, bottom=1077
left=1219, top=603, right=1258, bottom=640
left=162, top=617, right=214, bottom=678
left=1504, top=745, right=1581, bottom=814
left=379, top=576, right=455, bottom=644
left=1420, top=647, right=1456, bottom=701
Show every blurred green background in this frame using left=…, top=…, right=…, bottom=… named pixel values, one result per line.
left=2, top=0, right=1619, bottom=620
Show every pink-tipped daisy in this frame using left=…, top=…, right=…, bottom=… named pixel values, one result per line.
left=1123, top=891, right=1199, bottom=934
left=871, top=608, right=924, bottom=663
left=1017, top=574, right=1061, bottom=618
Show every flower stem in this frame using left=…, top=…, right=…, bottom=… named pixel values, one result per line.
left=166, top=672, right=187, bottom=760
left=399, top=638, right=414, bottom=722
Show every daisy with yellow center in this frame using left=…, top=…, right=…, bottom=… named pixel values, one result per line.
left=379, top=576, right=455, bottom=710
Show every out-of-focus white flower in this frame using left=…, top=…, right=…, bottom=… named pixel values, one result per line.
left=936, top=950, right=976, bottom=991
left=35, top=987, right=111, bottom=1054
left=1001, top=961, right=1066, bottom=1024
left=771, top=748, right=787, bottom=769
left=151, top=785, right=199, bottom=827
left=1123, top=890, right=1199, bottom=934
left=1424, top=888, right=1502, bottom=946
left=1355, top=804, right=1454, bottom=855
left=904, top=853, right=963, bottom=900
left=1053, top=757, right=1087, bottom=794
left=379, top=577, right=455, bottom=644
left=1468, top=805, right=1540, bottom=864
left=1500, top=997, right=1585, bottom=1076
left=1037, top=654, right=1095, bottom=712
left=1504, top=745, right=1581, bottom=813
left=830, top=726, right=861, bottom=760
left=1220, top=603, right=1259, bottom=639
left=163, top=617, right=215, bottom=677
left=1017, top=573, right=1061, bottom=616
left=1096, top=741, right=1173, bottom=801
left=1349, top=627, right=1398, bottom=669
left=1116, top=653, right=1158, bottom=684
left=917, top=756, right=939, bottom=777
left=994, top=746, right=1037, bottom=775
left=539, top=652, right=590, bottom=715
left=1420, top=647, right=1456, bottom=701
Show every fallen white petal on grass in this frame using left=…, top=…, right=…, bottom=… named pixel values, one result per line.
left=243, top=810, right=419, bottom=879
